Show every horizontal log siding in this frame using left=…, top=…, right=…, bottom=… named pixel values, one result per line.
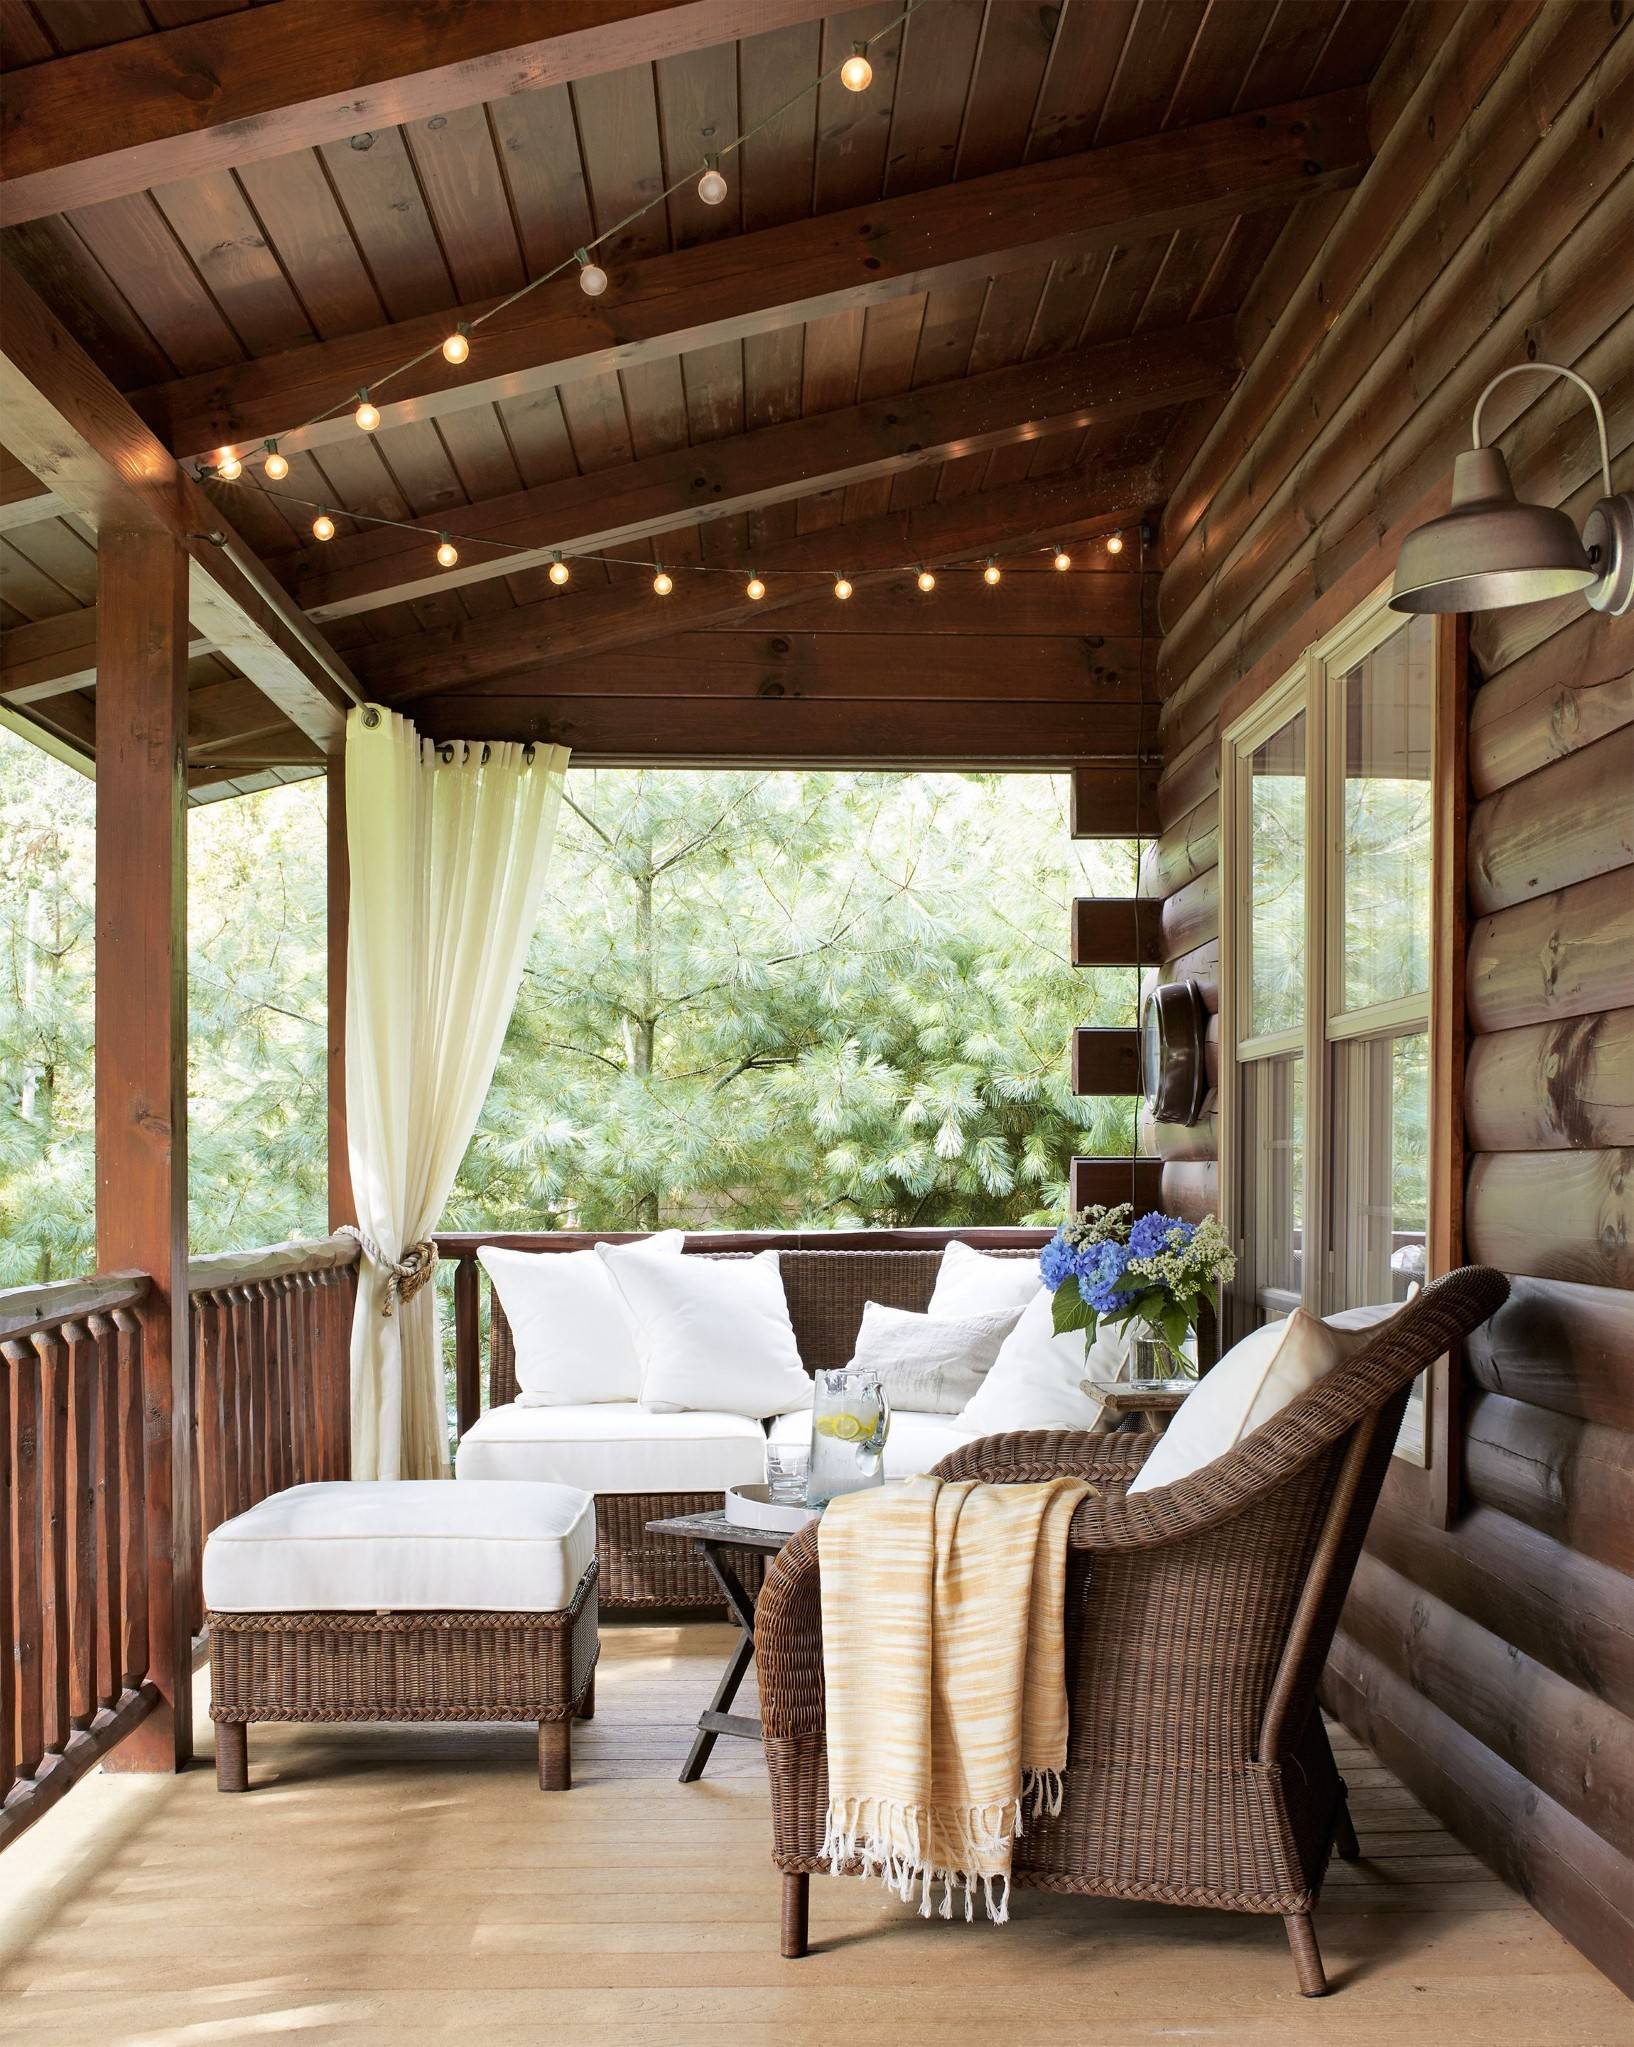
left=1147, top=0, right=1634, bottom=1993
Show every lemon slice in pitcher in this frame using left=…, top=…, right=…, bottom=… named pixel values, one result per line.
left=814, top=1411, right=870, bottom=1442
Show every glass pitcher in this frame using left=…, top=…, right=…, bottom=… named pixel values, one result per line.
left=806, top=1366, right=891, bottom=1507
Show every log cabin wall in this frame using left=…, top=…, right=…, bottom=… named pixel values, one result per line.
left=1145, top=0, right=1634, bottom=1992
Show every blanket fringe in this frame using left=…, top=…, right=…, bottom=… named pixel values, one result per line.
left=819, top=1773, right=1066, bottom=1927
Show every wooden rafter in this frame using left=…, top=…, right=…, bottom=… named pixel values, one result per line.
left=0, top=0, right=840, bottom=227
left=348, top=462, right=1161, bottom=704
left=130, top=91, right=1368, bottom=469
left=0, top=260, right=357, bottom=751
left=286, top=323, right=1235, bottom=621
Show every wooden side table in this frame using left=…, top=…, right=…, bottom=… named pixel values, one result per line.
left=645, top=1508, right=798, bottom=1783
left=1089, top=1382, right=1193, bottom=1433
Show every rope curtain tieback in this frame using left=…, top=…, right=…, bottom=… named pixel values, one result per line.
left=337, top=1225, right=438, bottom=1317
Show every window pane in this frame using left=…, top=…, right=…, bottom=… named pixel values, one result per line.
left=1329, top=1028, right=1429, bottom=1309
left=1248, top=711, right=1306, bottom=1037
left=1338, top=618, right=1434, bottom=1012
left=1242, top=1052, right=1304, bottom=1315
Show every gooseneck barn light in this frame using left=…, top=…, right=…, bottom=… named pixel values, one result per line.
left=1391, top=363, right=1631, bottom=616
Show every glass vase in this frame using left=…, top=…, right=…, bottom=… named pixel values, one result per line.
left=1127, top=1318, right=1196, bottom=1389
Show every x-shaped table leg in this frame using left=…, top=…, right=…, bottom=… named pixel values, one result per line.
left=678, top=1541, right=762, bottom=1784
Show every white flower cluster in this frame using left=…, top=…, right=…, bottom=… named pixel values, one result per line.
left=1123, top=1213, right=1236, bottom=1295
left=1060, top=1203, right=1132, bottom=1251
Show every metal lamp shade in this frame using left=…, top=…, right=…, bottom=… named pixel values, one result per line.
left=1390, top=446, right=1596, bottom=613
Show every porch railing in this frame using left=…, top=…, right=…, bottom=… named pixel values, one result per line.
left=0, top=1234, right=357, bottom=1847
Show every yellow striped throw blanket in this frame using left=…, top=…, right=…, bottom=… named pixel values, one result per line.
left=817, top=1472, right=1091, bottom=1923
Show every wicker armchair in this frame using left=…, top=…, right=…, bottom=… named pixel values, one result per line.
left=757, top=1266, right=1510, bottom=1995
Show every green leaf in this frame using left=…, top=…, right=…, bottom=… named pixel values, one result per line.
left=1051, top=1278, right=1097, bottom=1338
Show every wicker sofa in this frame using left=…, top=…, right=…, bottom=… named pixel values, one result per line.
left=755, top=1266, right=1510, bottom=1992
left=452, top=1232, right=1045, bottom=1608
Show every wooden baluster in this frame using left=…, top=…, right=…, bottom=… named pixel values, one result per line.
left=63, top=1320, right=97, bottom=1732
left=113, top=1309, right=147, bottom=1691
left=242, top=1283, right=267, bottom=1507
left=287, top=1278, right=308, bottom=1486
left=453, top=1253, right=481, bottom=1441
left=32, top=1327, right=70, bottom=1756
left=300, top=1273, right=321, bottom=1485
left=196, top=1291, right=225, bottom=1544
left=268, top=1279, right=290, bottom=1495
left=225, top=1289, right=248, bottom=1523
left=5, top=1339, right=42, bottom=1786
left=186, top=1295, right=205, bottom=1637
left=88, top=1315, right=122, bottom=1710
left=1, top=1340, right=15, bottom=1799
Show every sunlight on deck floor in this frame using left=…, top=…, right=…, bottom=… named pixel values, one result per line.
left=0, top=1622, right=1624, bottom=2047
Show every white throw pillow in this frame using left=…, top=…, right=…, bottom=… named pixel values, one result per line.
left=480, top=1232, right=684, bottom=1406
left=596, top=1243, right=812, bottom=1418
left=956, top=1289, right=1110, bottom=1434
left=1128, top=1308, right=1342, bottom=1495
left=847, top=1299, right=1022, bottom=1415
left=926, top=1239, right=1043, bottom=1320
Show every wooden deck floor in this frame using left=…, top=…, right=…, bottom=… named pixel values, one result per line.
left=0, top=1621, right=1625, bottom=2046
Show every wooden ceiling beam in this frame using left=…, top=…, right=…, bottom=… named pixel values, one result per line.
left=0, top=260, right=357, bottom=752
left=0, top=448, right=66, bottom=531
left=0, top=0, right=839, bottom=228
left=135, top=90, right=1368, bottom=468
left=288, top=323, right=1235, bottom=621
left=351, top=461, right=1161, bottom=704
left=2, top=610, right=215, bottom=702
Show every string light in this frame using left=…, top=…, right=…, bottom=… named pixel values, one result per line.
left=576, top=250, right=609, bottom=297
left=442, top=325, right=470, bottom=365
left=263, top=440, right=288, bottom=481
left=1106, top=532, right=1124, bottom=555
left=354, top=390, right=380, bottom=432
left=652, top=567, right=673, bottom=595
left=312, top=509, right=335, bottom=542
left=746, top=573, right=766, bottom=601
left=840, top=44, right=873, bottom=91
left=548, top=553, right=571, bottom=586
left=916, top=567, right=936, bottom=592
left=697, top=156, right=728, bottom=206
left=436, top=534, right=459, bottom=568
left=1053, top=547, right=1072, bottom=571
left=834, top=574, right=852, bottom=601
left=214, top=448, right=242, bottom=481
left=983, top=558, right=1002, bottom=586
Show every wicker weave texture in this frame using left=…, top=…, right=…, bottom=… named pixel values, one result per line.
left=208, top=1561, right=598, bottom=1725
left=756, top=1268, right=1510, bottom=1947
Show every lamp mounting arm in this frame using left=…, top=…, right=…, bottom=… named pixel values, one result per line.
left=1471, top=361, right=1614, bottom=500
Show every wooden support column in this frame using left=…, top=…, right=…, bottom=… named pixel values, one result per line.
left=94, top=527, right=193, bottom=1774
left=326, top=747, right=354, bottom=1233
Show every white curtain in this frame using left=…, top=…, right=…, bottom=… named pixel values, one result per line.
left=344, top=706, right=568, bottom=1479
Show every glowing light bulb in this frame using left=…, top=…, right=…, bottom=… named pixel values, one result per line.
left=312, top=510, right=335, bottom=542
left=442, top=328, right=470, bottom=365
left=840, top=46, right=873, bottom=91
left=916, top=567, right=936, bottom=593
left=1053, top=548, right=1072, bottom=571
left=834, top=575, right=852, bottom=601
left=578, top=254, right=608, bottom=297
left=697, top=160, right=728, bottom=206
left=354, top=392, right=380, bottom=432
left=548, top=554, right=570, bottom=586
left=263, top=442, right=288, bottom=481
left=745, top=574, right=766, bottom=601
left=983, top=558, right=1001, bottom=586
left=436, top=536, right=459, bottom=568
left=1105, top=532, right=1124, bottom=555
left=214, top=448, right=242, bottom=481
left=652, top=568, right=673, bottom=596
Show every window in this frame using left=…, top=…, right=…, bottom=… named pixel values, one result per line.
left=1220, top=589, right=1461, bottom=1505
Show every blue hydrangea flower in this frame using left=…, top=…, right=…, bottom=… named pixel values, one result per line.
left=1039, top=1232, right=1078, bottom=1290
left=1081, top=1239, right=1134, bottom=1315
left=1127, top=1211, right=1197, bottom=1260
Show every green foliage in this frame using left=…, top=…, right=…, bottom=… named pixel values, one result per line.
left=1, top=736, right=1139, bottom=1283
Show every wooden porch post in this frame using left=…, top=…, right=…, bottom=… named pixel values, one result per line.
left=326, top=746, right=354, bottom=1232
left=94, top=527, right=195, bottom=1773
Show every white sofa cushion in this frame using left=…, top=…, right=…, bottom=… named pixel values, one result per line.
left=596, top=1242, right=811, bottom=1417
left=847, top=1299, right=1020, bottom=1414
left=766, top=1404, right=975, bottom=1481
left=926, top=1239, right=1042, bottom=1319
left=481, top=1232, right=684, bottom=1406
left=955, top=1289, right=1112, bottom=1434
left=456, top=1401, right=772, bottom=1494
left=201, top=1480, right=596, bottom=1614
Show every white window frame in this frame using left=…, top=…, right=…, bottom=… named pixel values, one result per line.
left=1220, top=582, right=1458, bottom=1504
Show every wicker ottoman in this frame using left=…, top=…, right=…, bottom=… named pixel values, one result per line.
left=204, top=1480, right=598, bottom=1791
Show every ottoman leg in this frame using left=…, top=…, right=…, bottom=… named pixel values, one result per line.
left=216, top=1720, right=249, bottom=1793
left=539, top=1717, right=572, bottom=1791
left=575, top=1669, right=596, bottom=1721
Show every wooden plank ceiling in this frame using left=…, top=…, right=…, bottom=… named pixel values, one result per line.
left=0, top=0, right=1406, bottom=799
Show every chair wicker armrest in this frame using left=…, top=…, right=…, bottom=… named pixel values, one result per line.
left=934, top=1426, right=1153, bottom=1490
left=758, top=1524, right=826, bottom=1741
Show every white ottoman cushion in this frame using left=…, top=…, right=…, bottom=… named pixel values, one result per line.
left=202, top=1480, right=596, bottom=1614
left=455, top=1402, right=771, bottom=1493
